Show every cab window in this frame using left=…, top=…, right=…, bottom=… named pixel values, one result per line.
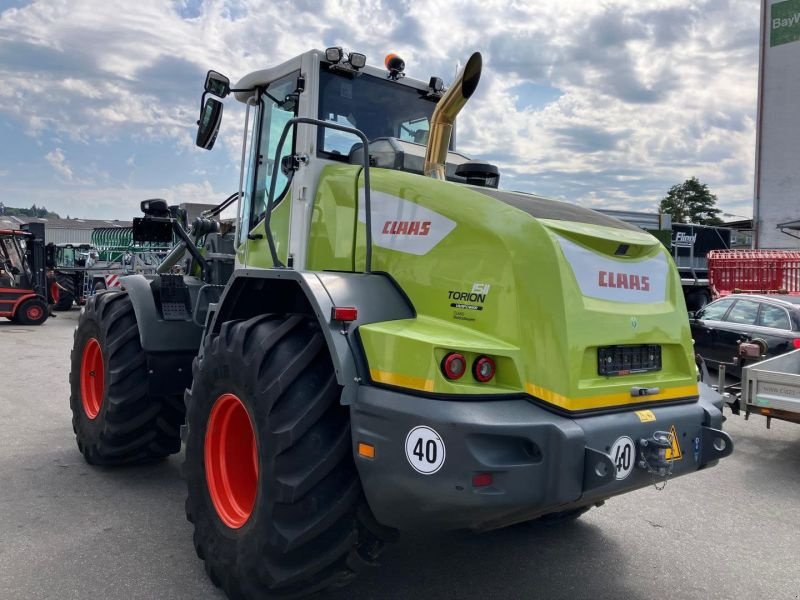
left=317, top=67, right=438, bottom=159
left=247, top=71, right=299, bottom=230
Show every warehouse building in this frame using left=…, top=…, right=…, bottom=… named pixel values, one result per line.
left=0, top=215, right=132, bottom=244
left=755, top=0, right=800, bottom=248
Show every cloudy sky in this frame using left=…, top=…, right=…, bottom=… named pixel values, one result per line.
left=0, top=0, right=758, bottom=220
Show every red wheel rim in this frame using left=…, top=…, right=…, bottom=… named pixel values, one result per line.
left=205, top=393, right=258, bottom=529
left=80, top=338, right=104, bottom=419
left=26, top=305, right=44, bottom=321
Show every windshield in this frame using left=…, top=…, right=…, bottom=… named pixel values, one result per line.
left=317, top=68, right=439, bottom=158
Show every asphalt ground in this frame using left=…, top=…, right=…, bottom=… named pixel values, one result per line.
left=1, top=309, right=799, bottom=600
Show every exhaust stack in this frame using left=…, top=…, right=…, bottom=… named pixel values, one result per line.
left=423, top=52, right=482, bottom=180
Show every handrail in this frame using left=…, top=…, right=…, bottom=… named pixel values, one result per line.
left=264, top=117, right=372, bottom=273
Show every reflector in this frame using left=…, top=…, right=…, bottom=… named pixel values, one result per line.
left=331, top=306, right=358, bottom=322
left=472, top=472, right=492, bottom=487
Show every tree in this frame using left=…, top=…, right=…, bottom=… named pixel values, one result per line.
left=658, top=177, right=722, bottom=225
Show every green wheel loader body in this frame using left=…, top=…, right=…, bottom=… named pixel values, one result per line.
left=68, top=47, right=734, bottom=598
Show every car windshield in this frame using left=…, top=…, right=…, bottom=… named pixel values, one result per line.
left=317, top=67, right=439, bottom=157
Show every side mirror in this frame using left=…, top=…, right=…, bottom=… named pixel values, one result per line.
left=196, top=97, right=223, bottom=150
left=687, top=311, right=696, bottom=320
left=204, top=70, right=230, bottom=98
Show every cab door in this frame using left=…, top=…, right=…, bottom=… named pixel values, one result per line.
left=238, top=72, right=301, bottom=268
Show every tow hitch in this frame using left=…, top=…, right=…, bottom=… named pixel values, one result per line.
left=638, top=431, right=674, bottom=488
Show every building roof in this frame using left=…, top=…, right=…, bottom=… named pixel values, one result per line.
left=0, top=215, right=132, bottom=230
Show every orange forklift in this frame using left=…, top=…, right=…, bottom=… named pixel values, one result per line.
left=0, top=224, right=50, bottom=325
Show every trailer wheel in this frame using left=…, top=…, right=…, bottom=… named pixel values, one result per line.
left=68, top=291, right=184, bottom=465
left=184, top=314, right=385, bottom=599
left=17, top=297, right=48, bottom=325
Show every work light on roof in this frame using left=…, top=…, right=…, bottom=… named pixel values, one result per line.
left=428, top=76, right=444, bottom=94
left=349, top=52, right=367, bottom=69
left=325, top=46, right=344, bottom=63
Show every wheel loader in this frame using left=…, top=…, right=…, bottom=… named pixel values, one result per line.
left=68, top=48, right=734, bottom=598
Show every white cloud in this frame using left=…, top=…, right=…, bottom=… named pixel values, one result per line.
left=44, top=147, right=73, bottom=180
left=0, top=0, right=760, bottom=218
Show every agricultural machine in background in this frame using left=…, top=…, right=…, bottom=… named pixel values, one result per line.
left=46, top=223, right=174, bottom=310
left=67, top=49, right=734, bottom=598
left=0, top=223, right=51, bottom=325
left=47, top=242, right=92, bottom=311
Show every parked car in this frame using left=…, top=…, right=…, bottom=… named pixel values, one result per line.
left=689, top=294, right=800, bottom=377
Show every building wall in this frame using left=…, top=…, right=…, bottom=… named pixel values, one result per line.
left=755, top=0, right=800, bottom=248
left=45, top=228, right=95, bottom=245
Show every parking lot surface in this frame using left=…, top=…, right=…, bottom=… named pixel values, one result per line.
left=1, top=310, right=799, bottom=600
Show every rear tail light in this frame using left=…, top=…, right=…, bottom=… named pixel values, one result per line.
left=442, top=352, right=466, bottom=380
left=472, top=356, right=496, bottom=383
left=793, top=339, right=800, bottom=349
left=472, top=472, right=493, bottom=487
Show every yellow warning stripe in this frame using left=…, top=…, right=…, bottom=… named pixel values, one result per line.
left=369, top=369, right=697, bottom=412
left=370, top=369, right=435, bottom=392
left=525, top=382, right=699, bottom=411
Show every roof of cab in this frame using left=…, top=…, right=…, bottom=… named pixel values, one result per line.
left=233, top=49, right=430, bottom=103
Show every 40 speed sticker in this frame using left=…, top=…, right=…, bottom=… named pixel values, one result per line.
left=405, top=426, right=446, bottom=474
left=610, top=436, right=636, bottom=480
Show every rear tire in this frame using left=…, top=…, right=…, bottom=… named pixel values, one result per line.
left=55, top=291, right=74, bottom=311
left=184, top=314, right=385, bottom=599
left=68, top=291, right=184, bottom=465
left=17, top=297, right=48, bottom=325
left=54, top=273, right=76, bottom=311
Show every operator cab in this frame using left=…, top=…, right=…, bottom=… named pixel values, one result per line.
left=0, top=231, right=31, bottom=288
left=194, top=48, right=500, bottom=269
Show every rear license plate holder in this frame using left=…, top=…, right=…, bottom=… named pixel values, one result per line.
left=598, top=344, right=661, bottom=376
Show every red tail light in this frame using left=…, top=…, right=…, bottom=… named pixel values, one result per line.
left=472, top=472, right=493, bottom=488
left=442, top=352, right=466, bottom=380
left=472, top=356, right=496, bottom=383
left=792, top=338, right=800, bottom=349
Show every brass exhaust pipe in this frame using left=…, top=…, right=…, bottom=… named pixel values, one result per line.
left=423, top=52, right=482, bottom=179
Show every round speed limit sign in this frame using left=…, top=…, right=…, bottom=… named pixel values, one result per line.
left=404, top=426, right=446, bottom=474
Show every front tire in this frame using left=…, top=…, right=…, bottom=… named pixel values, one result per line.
left=17, top=297, right=48, bottom=325
left=68, top=291, right=184, bottom=465
left=184, top=314, right=385, bottom=599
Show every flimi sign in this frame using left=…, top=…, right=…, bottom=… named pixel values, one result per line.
left=771, top=0, right=800, bottom=47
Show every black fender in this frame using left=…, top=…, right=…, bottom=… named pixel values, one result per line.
left=120, top=274, right=204, bottom=396
left=208, top=269, right=415, bottom=404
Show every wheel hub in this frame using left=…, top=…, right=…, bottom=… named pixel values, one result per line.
left=80, top=338, right=104, bottom=419
left=205, top=393, right=258, bottom=529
